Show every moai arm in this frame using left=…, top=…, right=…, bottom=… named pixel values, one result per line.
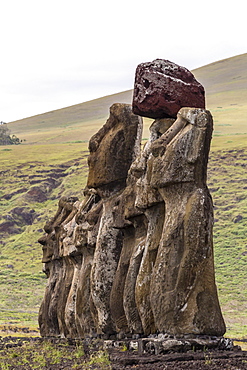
left=180, top=108, right=212, bottom=164
left=150, top=107, right=211, bottom=160
left=150, top=115, right=187, bottom=157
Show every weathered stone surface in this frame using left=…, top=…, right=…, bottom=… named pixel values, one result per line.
left=38, top=103, right=143, bottom=338
left=132, top=59, right=205, bottom=119
left=135, top=204, right=165, bottom=335
left=149, top=108, right=225, bottom=336
left=90, top=196, right=124, bottom=334
left=87, top=103, right=143, bottom=191
left=39, top=73, right=225, bottom=340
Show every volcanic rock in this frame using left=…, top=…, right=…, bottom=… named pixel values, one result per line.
left=132, top=59, right=205, bottom=119
left=87, top=103, right=143, bottom=191
left=38, top=103, right=143, bottom=338
left=38, top=66, right=225, bottom=341
left=149, top=108, right=225, bottom=336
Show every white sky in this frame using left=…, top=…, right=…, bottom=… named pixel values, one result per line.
left=0, top=0, right=246, bottom=122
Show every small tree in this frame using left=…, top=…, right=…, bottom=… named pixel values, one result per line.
left=0, top=123, right=21, bottom=145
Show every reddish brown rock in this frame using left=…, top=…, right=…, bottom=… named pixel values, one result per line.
left=132, top=59, right=205, bottom=119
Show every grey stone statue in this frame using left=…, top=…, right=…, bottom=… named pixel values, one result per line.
left=38, top=60, right=226, bottom=339
left=149, top=108, right=225, bottom=336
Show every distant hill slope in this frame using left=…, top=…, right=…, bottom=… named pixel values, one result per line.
left=194, top=53, right=247, bottom=95
left=193, top=53, right=247, bottom=143
left=8, top=90, right=133, bottom=144
left=8, top=53, right=247, bottom=145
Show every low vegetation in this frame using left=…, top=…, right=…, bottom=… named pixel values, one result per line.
left=207, top=148, right=247, bottom=338
left=0, top=339, right=111, bottom=369
left=0, top=143, right=89, bottom=331
left=0, top=123, right=21, bottom=145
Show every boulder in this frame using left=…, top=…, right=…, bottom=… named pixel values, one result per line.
left=132, top=59, right=205, bottom=119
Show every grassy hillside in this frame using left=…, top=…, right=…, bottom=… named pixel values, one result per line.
left=1, top=53, right=247, bottom=338
left=194, top=53, right=247, bottom=145
left=7, top=91, right=133, bottom=145
left=8, top=53, right=247, bottom=147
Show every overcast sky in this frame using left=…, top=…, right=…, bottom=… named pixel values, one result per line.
left=1, top=0, right=246, bottom=122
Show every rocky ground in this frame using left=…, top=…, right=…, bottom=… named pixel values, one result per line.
left=109, top=348, right=247, bottom=369
left=0, top=337, right=246, bottom=369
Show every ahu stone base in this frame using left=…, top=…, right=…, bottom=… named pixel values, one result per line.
left=103, top=335, right=235, bottom=355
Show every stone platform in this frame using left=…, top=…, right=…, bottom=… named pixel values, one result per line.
left=103, top=335, right=236, bottom=355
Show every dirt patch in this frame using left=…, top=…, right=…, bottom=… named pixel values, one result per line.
left=109, top=348, right=247, bottom=369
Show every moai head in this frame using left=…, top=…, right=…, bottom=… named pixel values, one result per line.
left=87, top=103, right=143, bottom=196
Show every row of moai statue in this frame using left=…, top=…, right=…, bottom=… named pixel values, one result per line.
left=39, top=59, right=226, bottom=339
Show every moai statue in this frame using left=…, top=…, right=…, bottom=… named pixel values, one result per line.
left=39, top=59, right=226, bottom=340
left=38, top=196, right=79, bottom=337
left=130, top=59, right=225, bottom=337
left=86, top=103, right=143, bottom=336
left=149, top=108, right=226, bottom=336
left=109, top=118, right=172, bottom=336
left=38, top=103, right=143, bottom=338
left=133, top=118, right=174, bottom=335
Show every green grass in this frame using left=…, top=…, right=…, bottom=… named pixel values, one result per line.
left=207, top=148, right=247, bottom=338
left=0, top=142, right=89, bottom=332
left=0, top=340, right=112, bottom=369
left=7, top=90, right=133, bottom=145
left=0, top=53, right=247, bottom=339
